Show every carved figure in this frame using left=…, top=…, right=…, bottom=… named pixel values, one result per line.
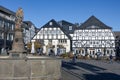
left=15, top=8, right=24, bottom=29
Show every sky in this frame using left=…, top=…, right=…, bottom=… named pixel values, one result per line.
left=0, top=0, right=120, bottom=31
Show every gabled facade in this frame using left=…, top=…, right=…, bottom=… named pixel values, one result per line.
left=0, top=6, right=15, bottom=53
left=23, top=21, right=36, bottom=44
left=33, top=19, right=71, bottom=55
left=72, top=16, right=115, bottom=57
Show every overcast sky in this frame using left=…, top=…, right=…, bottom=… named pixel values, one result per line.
left=0, top=0, right=120, bottom=31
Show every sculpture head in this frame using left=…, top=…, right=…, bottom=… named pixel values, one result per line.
left=15, top=7, right=24, bottom=30
left=16, top=7, right=24, bottom=20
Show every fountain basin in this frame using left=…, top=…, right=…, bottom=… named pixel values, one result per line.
left=0, top=56, right=61, bottom=80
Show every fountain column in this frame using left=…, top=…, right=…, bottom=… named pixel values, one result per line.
left=9, top=8, right=26, bottom=58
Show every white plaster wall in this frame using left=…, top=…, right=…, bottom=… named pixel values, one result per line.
left=38, top=38, right=70, bottom=54
left=52, top=40, right=58, bottom=55
left=42, top=40, right=49, bottom=54
left=65, top=40, right=70, bottom=52
left=43, top=46, right=46, bottom=54
left=44, top=40, right=49, bottom=46
left=70, top=34, right=73, bottom=38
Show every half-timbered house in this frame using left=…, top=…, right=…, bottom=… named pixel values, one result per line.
left=33, top=19, right=71, bottom=55
left=72, top=16, right=115, bottom=58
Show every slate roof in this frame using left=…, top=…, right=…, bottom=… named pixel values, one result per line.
left=23, top=21, right=35, bottom=27
left=41, top=19, right=60, bottom=28
left=58, top=20, right=77, bottom=34
left=0, top=5, right=15, bottom=16
left=58, top=20, right=74, bottom=26
left=22, top=22, right=29, bottom=30
left=35, top=27, right=40, bottom=33
left=22, top=21, right=36, bottom=31
left=113, top=31, right=120, bottom=38
left=79, top=15, right=112, bottom=29
left=39, top=19, right=71, bottom=39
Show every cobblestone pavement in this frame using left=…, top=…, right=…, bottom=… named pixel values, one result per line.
left=61, top=69, right=82, bottom=80
left=62, top=59, right=120, bottom=80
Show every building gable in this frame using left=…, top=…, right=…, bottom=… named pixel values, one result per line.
left=42, top=19, right=61, bottom=28
left=33, top=19, right=71, bottom=40
left=79, top=15, right=112, bottom=29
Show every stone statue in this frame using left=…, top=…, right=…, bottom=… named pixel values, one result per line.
left=15, top=8, right=23, bottom=30
left=9, top=8, right=26, bottom=58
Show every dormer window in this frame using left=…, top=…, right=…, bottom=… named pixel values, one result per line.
left=69, top=26, right=72, bottom=30
left=91, top=25, right=95, bottom=28
left=87, top=25, right=99, bottom=29
left=49, top=22, right=53, bottom=26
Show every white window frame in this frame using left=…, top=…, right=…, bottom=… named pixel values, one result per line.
left=69, top=26, right=72, bottom=30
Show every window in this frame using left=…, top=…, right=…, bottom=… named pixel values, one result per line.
left=2, top=33, right=4, bottom=39
left=61, top=35, right=64, bottom=39
left=82, top=50, right=84, bottom=54
left=107, top=50, right=109, bottom=54
left=95, top=37, right=98, bottom=40
left=0, top=20, right=2, bottom=26
left=65, top=40, right=67, bottom=43
left=59, top=40, right=61, bottom=43
left=53, top=34, right=56, bottom=39
left=82, top=37, right=85, bottom=40
left=75, top=50, right=78, bottom=54
left=93, top=51, right=95, bottom=55
left=96, top=41, right=99, bottom=44
left=12, top=24, right=15, bottom=30
left=9, top=33, right=13, bottom=41
left=49, top=35, right=52, bottom=39
left=79, top=50, right=81, bottom=54
left=93, top=41, right=95, bottom=44
left=4, top=22, right=8, bottom=27
left=0, top=32, right=2, bottom=39
left=69, top=26, right=72, bottom=30
left=44, top=30, right=47, bottom=34
left=89, top=37, right=92, bottom=40
left=9, top=24, right=12, bottom=30
left=58, top=35, right=60, bottom=39
left=90, top=41, right=92, bottom=44
left=92, top=37, right=95, bottom=40
left=111, top=50, right=113, bottom=54
left=53, top=30, right=58, bottom=34
left=59, top=40, right=67, bottom=43
left=44, top=35, right=47, bottom=39
left=49, top=40, right=52, bottom=43
left=49, top=22, right=53, bottom=26
left=58, top=30, right=61, bottom=34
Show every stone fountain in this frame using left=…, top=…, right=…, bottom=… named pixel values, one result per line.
left=0, top=8, right=61, bottom=80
